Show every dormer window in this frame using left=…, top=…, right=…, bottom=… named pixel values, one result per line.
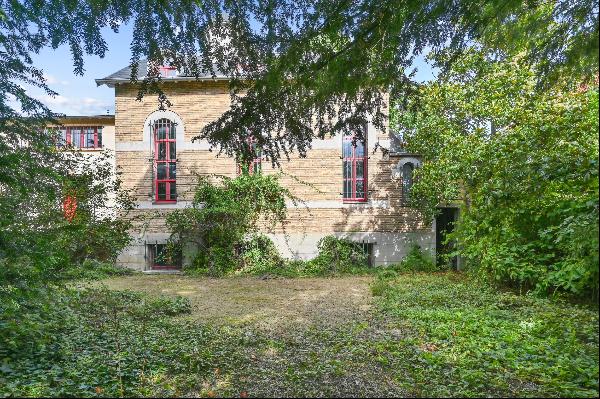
left=159, top=65, right=178, bottom=78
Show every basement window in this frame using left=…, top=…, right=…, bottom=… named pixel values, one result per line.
left=148, top=243, right=181, bottom=270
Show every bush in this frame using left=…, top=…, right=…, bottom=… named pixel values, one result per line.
left=237, top=234, right=287, bottom=275
left=389, top=244, right=438, bottom=273
left=167, top=173, right=295, bottom=276
left=304, top=236, right=370, bottom=275
left=0, top=287, right=196, bottom=397
left=61, top=259, right=134, bottom=281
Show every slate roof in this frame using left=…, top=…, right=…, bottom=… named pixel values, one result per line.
left=95, top=59, right=229, bottom=87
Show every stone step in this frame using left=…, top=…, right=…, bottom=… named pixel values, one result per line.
left=142, top=269, right=182, bottom=275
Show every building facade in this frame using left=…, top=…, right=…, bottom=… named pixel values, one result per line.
left=95, top=62, right=436, bottom=271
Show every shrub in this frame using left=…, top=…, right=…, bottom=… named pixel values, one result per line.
left=389, top=244, right=438, bottom=273
left=305, top=236, right=370, bottom=275
left=61, top=259, right=134, bottom=281
left=167, top=173, right=296, bottom=276
left=237, top=234, right=287, bottom=275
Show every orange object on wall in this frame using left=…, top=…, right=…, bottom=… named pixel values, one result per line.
left=63, top=194, right=77, bottom=222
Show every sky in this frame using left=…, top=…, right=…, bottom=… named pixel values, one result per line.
left=28, top=22, right=437, bottom=116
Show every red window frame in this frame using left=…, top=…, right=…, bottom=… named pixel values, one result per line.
left=150, top=243, right=181, bottom=270
left=153, top=118, right=177, bottom=203
left=342, top=131, right=368, bottom=202
left=237, top=137, right=262, bottom=175
left=59, top=126, right=103, bottom=149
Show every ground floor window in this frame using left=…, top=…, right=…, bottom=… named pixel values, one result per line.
left=237, top=137, right=262, bottom=175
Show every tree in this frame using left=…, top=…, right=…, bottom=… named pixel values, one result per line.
left=394, top=51, right=599, bottom=298
left=1, top=1, right=598, bottom=165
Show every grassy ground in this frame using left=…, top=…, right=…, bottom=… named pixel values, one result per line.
left=100, top=275, right=373, bottom=330
left=90, top=273, right=599, bottom=398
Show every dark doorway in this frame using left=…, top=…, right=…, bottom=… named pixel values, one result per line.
left=436, top=207, right=459, bottom=270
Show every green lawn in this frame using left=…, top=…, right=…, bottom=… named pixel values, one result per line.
left=3, top=273, right=598, bottom=397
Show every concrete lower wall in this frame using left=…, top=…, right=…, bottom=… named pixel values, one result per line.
left=267, top=230, right=435, bottom=266
left=117, top=229, right=436, bottom=270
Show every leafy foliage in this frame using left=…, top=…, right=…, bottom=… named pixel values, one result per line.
left=388, top=244, right=438, bottom=273
left=1, top=151, right=135, bottom=284
left=2, top=1, right=597, bottom=165
left=236, top=235, right=372, bottom=277
left=0, top=287, right=208, bottom=397
left=394, top=51, right=599, bottom=298
left=236, top=233, right=287, bottom=276
left=165, top=172, right=296, bottom=276
left=300, top=236, right=370, bottom=275
left=373, top=273, right=599, bottom=397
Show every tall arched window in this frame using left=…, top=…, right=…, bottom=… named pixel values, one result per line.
left=402, top=162, right=414, bottom=202
left=154, top=118, right=177, bottom=202
left=343, top=131, right=368, bottom=202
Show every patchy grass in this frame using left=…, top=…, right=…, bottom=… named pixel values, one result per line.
left=100, top=275, right=374, bottom=330
left=5, top=273, right=597, bottom=397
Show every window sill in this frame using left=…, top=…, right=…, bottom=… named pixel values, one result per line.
left=342, top=200, right=369, bottom=204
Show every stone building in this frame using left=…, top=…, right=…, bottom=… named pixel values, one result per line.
left=90, top=61, right=446, bottom=271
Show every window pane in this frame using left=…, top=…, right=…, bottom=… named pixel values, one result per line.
left=97, top=128, right=102, bottom=147
left=355, top=140, right=365, bottom=157
left=169, top=182, right=177, bottom=199
left=71, top=128, right=81, bottom=147
left=169, top=142, right=176, bottom=160
left=343, top=161, right=351, bottom=179
left=157, top=182, right=166, bottom=200
left=59, top=128, right=68, bottom=146
left=343, top=140, right=352, bottom=158
left=169, top=162, right=176, bottom=179
left=157, top=164, right=167, bottom=180
left=356, top=160, right=364, bottom=178
left=85, top=129, right=95, bottom=147
left=343, top=180, right=352, bottom=198
left=168, top=123, right=176, bottom=139
left=356, top=180, right=365, bottom=199
left=154, top=244, right=170, bottom=266
left=157, top=143, right=167, bottom=160
left=156, top=125, right=166, bottom=140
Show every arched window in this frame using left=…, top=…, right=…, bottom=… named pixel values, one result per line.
left=342, top=131, right=368, bottom=202
left=402, top=162, right=414, bottom=202
left=154, top=118, right=177, bottom=202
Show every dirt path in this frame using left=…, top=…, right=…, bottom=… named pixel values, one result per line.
left=100, top=275, right=374, bottom=331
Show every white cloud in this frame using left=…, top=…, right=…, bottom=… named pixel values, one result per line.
left=34, top=94, right=113, bottom=116
left=43, top=73, right=70, bottom=86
